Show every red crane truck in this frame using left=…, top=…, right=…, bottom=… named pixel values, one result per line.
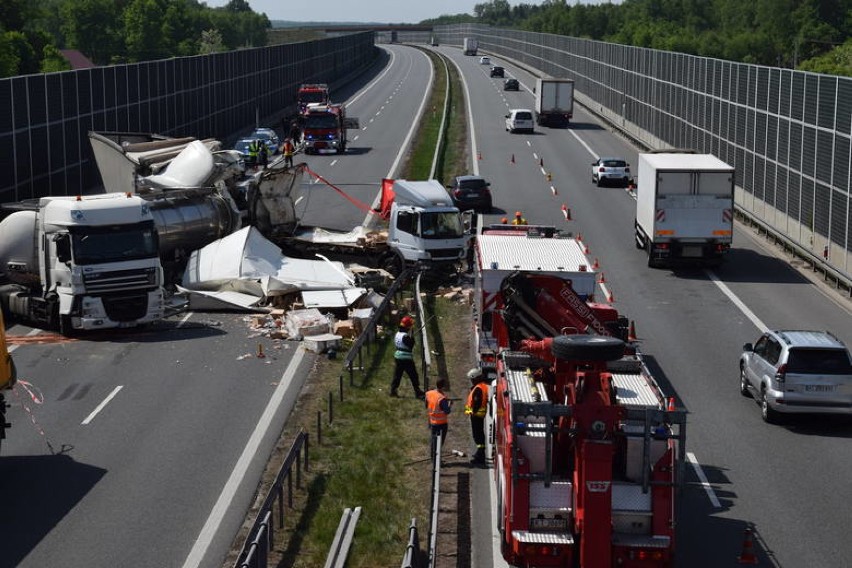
left=472, top=224, right=686, bottom=568
left=296, top=83, right=329, bottom=114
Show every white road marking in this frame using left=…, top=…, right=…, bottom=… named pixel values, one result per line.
left=81, top=386, right=123, bottom=425
left=705, top=270, right=767, bottom=331
left=181, top=347, right=307, bottom=568
left=176, top=312, right=193, bottom=329
left=353, top=135, right=359, bottom=141
left=687, top=452, right=722, bottom=508
left=330, top=159, right=338, bottom=167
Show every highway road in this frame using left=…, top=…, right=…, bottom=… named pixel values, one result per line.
left=0, top=44, right=432, bottom=568
left=2, top=40, right=851, bottom=568
left=435, top=45, right=852, bottom=568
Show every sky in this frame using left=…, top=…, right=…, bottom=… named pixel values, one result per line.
left=204, top=1, right=617, bottom=24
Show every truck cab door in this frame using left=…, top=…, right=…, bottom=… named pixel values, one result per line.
left=388, top=209, right=421, bottom=262
left=343, top=117, right=359, bottom=129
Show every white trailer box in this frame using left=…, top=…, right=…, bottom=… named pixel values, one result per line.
left=534, top=78, right=574, bottom=127
left=463, top=37, right=478, bottom=56
left=634, top=153, right=735, bottom=267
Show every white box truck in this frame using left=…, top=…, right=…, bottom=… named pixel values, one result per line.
left=634, top=152, right=735, bottom=267
left=463, top=37, right=478, bottom=56
left=534, top=78, right=574, bottom=127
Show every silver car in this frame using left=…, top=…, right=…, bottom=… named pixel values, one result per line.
left=740, top=330, right=852, bottom=423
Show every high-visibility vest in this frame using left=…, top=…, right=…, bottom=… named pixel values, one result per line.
left=511, top=217, right=527, bottom=225
left=465, top=382, right=488, bottom=417
left=394, top=331, right=414, bottom=360
left=283, top=141, right=294, bottom=156
left=248, top=141, right=260, bottom=158
left=426, top=389, right=448, bottom=425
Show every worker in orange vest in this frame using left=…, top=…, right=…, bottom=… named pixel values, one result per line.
left=465, top=367, right=489, bottom=466
left=282, top=138, right=295, bottom=168
left=425, top=378, right=452, bottom=461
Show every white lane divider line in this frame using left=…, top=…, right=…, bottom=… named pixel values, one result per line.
left=330, top=159, right=338, bottom=167
left=181, top=347, right=308, bottom=568
left=705, top=270, right=767, bottom=331
left=687, top=452, right=722, bottom=508
left=81, top=386, right=123, bottom=425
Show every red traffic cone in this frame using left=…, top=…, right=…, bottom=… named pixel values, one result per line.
left=561, top=204, right=571, bottom=221
left=592, top=258, right=600, bottom=269
left=257, top=343, right=266, bottom=359
left=477, top=151, right=482, bottom=160
left=598, top=271, right=606, bottom=283
left=607, top=290, right=615, bottom=303
left=737, top=528, right=759, bottom=564
left=666, top=397, right=676, bottom=411
left=628, top=320, right=637, bottom=341
left=510, top=154, right=515, bottom=164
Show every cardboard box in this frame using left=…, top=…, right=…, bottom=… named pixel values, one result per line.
left=285, top=308, right=330, bottom=339
left=303, top=333, right=342, bottom=353
left=333, top=320, right=356, bottom=339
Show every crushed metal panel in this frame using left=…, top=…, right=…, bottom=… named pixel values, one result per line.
left=175, top=286, right=268, bottom=312
left=182, top=226, right=356, bottom=293
left=301, top=288, right=367, bottom=309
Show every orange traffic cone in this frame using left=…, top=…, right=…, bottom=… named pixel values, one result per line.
left=561, top=204, right=571, bottom=221
left=737, top=528, right=759, bottom=564
left=477, top=151, right=482, bottom=160
left=593, top=258, right=600, bottom=269
left=607, top=290, right=615, bottom=303
left=666, top=397, right=676, bottom=411
left=257, top=343, right=266, bottom=359
left=628, top=320, right=637, bottom=341
left=598, top=271, right=606, bottom=283
left=584, top=243, right=590, bottom=254
left=577, top=233, right=582, bottom=241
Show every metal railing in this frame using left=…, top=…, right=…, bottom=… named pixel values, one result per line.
left=400, top=518, right=423, bottom=568
left=233, top=429, right=309, bottom=568
left=426, top=432, right=443, bottom=568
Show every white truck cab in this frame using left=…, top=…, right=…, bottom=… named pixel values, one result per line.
left=387, top=180, right=468, bottom=271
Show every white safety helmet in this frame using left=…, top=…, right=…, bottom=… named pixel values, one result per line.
left=467, top=367, right=483, bottom=381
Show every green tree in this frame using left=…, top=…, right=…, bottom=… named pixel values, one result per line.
left=60, top=0, right=122, bottom=64
left=123, top=0, right=168, bottom=61
left=41, top=44, right=71, bottom=73
left=199, top=28, right=225, bottom=54
left=0, top=32, right=22, bottom=77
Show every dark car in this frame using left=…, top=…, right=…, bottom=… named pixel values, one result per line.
left=447, top=175, right=493, bottom=213
left=503, top=78, right=519, bottom=91
left=490, top=66, right=505, bottom=78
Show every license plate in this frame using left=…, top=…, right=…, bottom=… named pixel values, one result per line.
left=467, top=192, right=479, bottom=197
left=804, top=384, right=836, bottom=392
left=681, top=245, right=703, bottom=258
left=530, top=518, right=569, bottom=531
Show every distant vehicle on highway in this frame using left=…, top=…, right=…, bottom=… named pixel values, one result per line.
left=447, top=175, right=492, bottom=213
left=505, top=109, right=534, bottom=134
left=503, top=78, right=519, bottom=91
left=250, top=127, right=280, bottom=154
left=490, top=66, right=504, bottom=78
left=740, top=330, right=852, bottom=423
left=479, top=56, right=490, bottom=65
left=591, top=157, right=631, bottom=187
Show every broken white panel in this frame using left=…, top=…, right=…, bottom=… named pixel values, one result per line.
left=301, top=288, right=367, bottom=309
left=182, top=226, right=357, bottom=295
left=143, top=140, right=216, bottom=188
left=174, top=286, right=267, bottom=312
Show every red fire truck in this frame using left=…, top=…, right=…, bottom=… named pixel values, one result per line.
left=296, top=83, right=329, bottom=114
left=301, top=103, right=359, bottom=155
left=473, top=225, right=686, bottom=568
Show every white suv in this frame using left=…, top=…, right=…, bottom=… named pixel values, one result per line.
left=505, top=109, right=534, bottom=134
left=740, top=330, right=852, bottom=423
left=591, top=157, right=631, bottom=187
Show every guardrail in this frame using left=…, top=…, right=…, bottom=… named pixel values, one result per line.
left=324, top=506, right=362, bottom=568
left=400, top=518, right=424, bottom=568
left=426, top=432, right=443, bottom=568
left=232, top=429, right=309, bottom=568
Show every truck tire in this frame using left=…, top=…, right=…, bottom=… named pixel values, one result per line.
left=381, top=253, right=403, bottom=277
left=550, top=335, right=625, bottom=362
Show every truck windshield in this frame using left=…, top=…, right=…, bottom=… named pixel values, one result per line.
left=70, top=222, right=159, bottom=265
left=304, top=114, right=338, bottom=129
left=300, top=92, right=326, bottom=104
left=419, top=212, right=463, bottom=239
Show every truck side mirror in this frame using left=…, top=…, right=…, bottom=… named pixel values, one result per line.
left=54, top=234, right=71, bottom=263
left=743, top=343, right=754, bottom=352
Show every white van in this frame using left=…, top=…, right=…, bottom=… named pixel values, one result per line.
left=505, top=109, right=534, bottom=133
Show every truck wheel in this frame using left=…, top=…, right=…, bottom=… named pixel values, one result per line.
left=59, top=315, right=77, bottom=337
left=551, top=335, right=625, bottom=362
left=381, top=254, right=403, bottom=277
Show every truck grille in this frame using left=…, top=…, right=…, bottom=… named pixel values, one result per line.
left=428, top=248, right=463, bottom=260
left=102, top=292, right=150, bottom=322
left=83, top=267, right=157, bottom=293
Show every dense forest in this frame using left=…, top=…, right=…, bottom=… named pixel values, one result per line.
left=426, top=0, right=852, bottom=76
left=1, top=0, right=850, bottom=78
left=0, top=0, right=268, bottom=77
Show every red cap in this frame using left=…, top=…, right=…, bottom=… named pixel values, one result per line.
left=400, top=316, right=415, bottom=328
left=515, top=211, right=522, bottom=217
